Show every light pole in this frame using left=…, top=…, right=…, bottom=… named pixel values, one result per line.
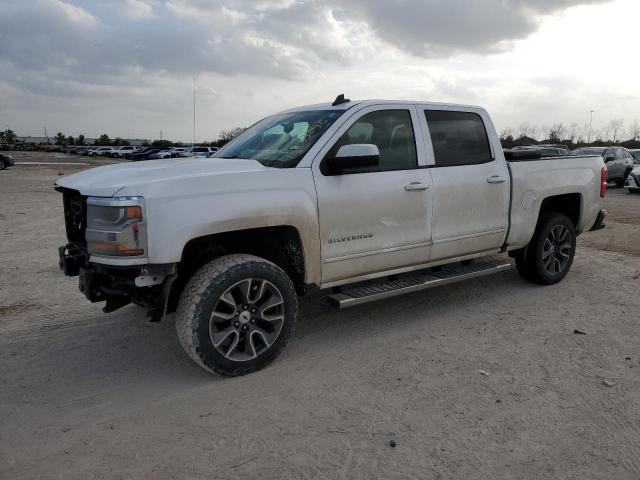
left=193, top=77, right=196, bottom=149
left=588, top=110, right=594, bottom=144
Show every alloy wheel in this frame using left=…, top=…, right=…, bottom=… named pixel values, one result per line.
left=542, top=225, right=572, bottom=275
left=209, top=278, right=285, bottom=362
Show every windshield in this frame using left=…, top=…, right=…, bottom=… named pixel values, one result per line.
left=213, top=110, right=344, bottom=167
left=630, top=150, right=640, bottom=162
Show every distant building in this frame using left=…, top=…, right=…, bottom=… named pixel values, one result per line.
left=17, top=136, right=53, bottom=144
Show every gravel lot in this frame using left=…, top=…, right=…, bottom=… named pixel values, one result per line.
left=1, top=153, right=639, bottom=479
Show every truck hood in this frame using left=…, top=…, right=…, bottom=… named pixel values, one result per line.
left=55, top=158, right=266, bottom=197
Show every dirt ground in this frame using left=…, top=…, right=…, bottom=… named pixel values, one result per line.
left=1, top=153, right=639, bottom=479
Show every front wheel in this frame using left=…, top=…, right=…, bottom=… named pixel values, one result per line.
left=515, top=213, right=576, bottom=285
left=176, top=254, right=298, bottom=376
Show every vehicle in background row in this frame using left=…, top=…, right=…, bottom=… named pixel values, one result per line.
left=88, top=147, right=113, bottom=157
left=111, top=146, right=140, bottom=158
left=505, top=146, right=565, bottom=157
left=512, top=144, right=570, bottom=154
left=193, top=146, right=219, bottom=157
left=177, top=146, right=220, bottom=157
left=147, top=149, right=175, bottom=159
left=537, top=144, right=570, bottom=153
left=0, top=153, right=14, bottom=170
left=624, top=150, right=640, bottom=193
left=126, top=148, right=153, bottom=160
left=177, top=147, right=194, bottom=157
left=570, top=146, right=635, bottom=187
left=56, top=97, right=608, bottom=377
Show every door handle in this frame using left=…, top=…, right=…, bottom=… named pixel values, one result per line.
left=404, top=182, right=430, bottom=191
left=487, top=175, right=507, bottom=184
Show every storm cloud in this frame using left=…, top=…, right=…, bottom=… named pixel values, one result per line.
left=1, top=0, right=635, bottom=142
left=0, top=0, right=613, bottom=85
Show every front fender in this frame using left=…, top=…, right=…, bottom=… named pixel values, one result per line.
left=120, top=168, right=321, bottom=284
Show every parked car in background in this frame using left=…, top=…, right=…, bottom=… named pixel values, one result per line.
left=126, top=148, right=151, bottom=160
left=88, top=147, right=113, bottom=157
left=0, top=153, right=15, bottom=170
left=102, top=147, right=119, bottom=157
left=171, top=148, right=188, bottom=157
left=624, top=166, right=640, bottom=193
left=192, top=146, right=219, bottom=157
left=67, top=146, right=90, bottom=155
left=624, top=150, right=640, bottom=193
left=148, top=149, right=176, bottom=159
left=507, top=146, right=565, bottom=157
left=570, top=146, right=635, bottom=187
left=537, top=144, right=570, bottom=153
left=112, top=146, right=139, bottom=158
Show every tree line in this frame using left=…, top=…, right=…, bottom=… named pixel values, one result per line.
left=500, top=119, right=640, bottom=149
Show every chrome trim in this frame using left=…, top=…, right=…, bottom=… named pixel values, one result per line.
left=89, top=256, right=149, bottom=266
left=324, top=241, right=432, bottom=264
left=87, top=196, right=145, bottom=207
left=432, top=228, right=505, bottom=245
left=328, top=260, right=512, bottom=309
left=320, top=249, right=502, bottom=289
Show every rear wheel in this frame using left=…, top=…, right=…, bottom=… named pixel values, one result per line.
left=176, top=254, right=297, bottom=376
left=515, top=213, right=576, bottom=285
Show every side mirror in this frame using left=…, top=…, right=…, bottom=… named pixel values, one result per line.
left=325, top=144, right=380, bottom=175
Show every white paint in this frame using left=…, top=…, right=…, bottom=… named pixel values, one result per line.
left=55, top=100, right=604, bottom=287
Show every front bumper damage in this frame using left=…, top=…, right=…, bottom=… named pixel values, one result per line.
left=58, top=244, right=176, bottom=320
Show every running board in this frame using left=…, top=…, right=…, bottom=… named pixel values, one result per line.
left=327, top=260, right=512, bottom=309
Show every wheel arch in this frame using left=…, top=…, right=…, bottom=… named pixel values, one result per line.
left=167, top=225, right=309, bottom=313
left=537, top=193, right=582, bottom=231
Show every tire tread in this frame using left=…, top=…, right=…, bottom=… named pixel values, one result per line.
left=175, top=254, right=297, bottom=376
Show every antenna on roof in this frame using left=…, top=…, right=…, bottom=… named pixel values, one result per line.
left=332, top=94, right=351, bottom=106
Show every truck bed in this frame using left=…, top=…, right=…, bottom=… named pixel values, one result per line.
left=505, top=155, right=604, bottom=250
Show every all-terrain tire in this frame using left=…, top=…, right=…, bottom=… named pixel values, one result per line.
left=515, top=212, right=576, bottom=285
left=176, top=254, right=298, bottom=377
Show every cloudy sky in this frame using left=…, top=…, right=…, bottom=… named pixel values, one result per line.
left=1, top=0, right=638, bottom=142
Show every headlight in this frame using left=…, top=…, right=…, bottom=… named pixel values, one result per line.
left=86, top=197, right=147, bottom=257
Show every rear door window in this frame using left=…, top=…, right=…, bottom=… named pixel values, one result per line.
left=424, top=110, right=492, bottom=167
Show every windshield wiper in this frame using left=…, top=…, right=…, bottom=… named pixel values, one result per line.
left=217, top=155, right=241, bottom=159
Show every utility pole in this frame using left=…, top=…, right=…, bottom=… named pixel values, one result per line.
left=160, top=130, right=163, bottom=141
left=588, top=110, right=594, bottom=144
left=193, top=77, right=196, bottom=148
left=44, top=126, right=48, bottom=144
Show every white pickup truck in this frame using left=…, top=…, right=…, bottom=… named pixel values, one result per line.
left=56, top=96, right=608, bottom=376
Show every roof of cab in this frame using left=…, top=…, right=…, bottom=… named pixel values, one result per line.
left=280, top=99, right=484, bottom=114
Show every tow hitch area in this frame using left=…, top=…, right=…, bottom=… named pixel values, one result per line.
left=58, top=245, right=83, bottom=276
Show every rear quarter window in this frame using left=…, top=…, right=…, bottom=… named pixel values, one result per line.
left=425, top=110, right=493, bottom=167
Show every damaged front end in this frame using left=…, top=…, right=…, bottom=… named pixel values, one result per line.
left=57, top=187, right=175, bottom=320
